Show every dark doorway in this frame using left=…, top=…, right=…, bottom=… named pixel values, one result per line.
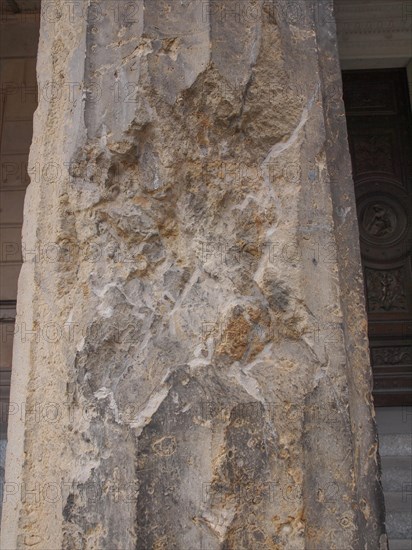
left=342, top=68, right=412, bottom=406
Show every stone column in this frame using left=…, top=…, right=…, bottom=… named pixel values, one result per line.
left=1, top=1, right=387, bottom=549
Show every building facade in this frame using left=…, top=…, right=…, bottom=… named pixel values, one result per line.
left=1, top=1, right=411, bottom=549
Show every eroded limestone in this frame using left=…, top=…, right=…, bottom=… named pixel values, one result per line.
left=1, top=2, right=386, bottom=549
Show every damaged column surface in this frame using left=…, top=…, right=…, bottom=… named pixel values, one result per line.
left=1, top=1, right=387, bottom=549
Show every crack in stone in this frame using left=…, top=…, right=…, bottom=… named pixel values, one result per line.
left=264, top=97, right=312, bottom=163
left=130, top=377, right=172, bottom=435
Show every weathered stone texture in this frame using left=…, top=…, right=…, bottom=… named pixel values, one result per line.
left=1, top=1, right=386, bottom=549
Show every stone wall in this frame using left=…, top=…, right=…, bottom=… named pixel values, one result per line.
left=1, top=1, right=387, bottom=549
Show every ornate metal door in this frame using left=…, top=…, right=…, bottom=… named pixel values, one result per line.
left=342, top=68, right=412, bottom=406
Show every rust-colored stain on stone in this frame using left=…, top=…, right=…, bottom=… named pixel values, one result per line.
left=216, top=314, right=251, bottom=360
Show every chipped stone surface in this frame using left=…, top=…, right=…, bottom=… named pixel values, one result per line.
left=1, top=1, right=386, bottom=549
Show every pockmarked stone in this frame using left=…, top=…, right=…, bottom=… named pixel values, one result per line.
left=1, top=1, right=387, bottom=549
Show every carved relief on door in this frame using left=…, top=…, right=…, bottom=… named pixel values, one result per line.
left=343, top=69, right=412, bottom=406
left=364, top=267, right=407, bottom=313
